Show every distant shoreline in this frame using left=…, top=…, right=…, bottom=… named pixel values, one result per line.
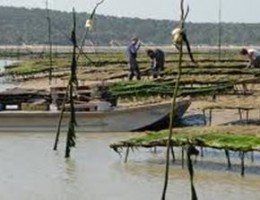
left=0, top=45, right=258, bottom=54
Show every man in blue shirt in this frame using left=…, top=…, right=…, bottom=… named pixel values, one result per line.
left=146, top=49, right=165, bottom=78
left=126, top=37, right=141, bottom=80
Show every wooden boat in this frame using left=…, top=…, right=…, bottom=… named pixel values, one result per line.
left=0, top=98, right=191, bottom=133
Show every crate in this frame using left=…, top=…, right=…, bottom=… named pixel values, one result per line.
left=21, top=102, right=50, bottom=111
left=64, top=103, right=97, bottom=112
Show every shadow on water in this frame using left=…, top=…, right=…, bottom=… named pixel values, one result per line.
left=0, top=60, right=18, bottom=91
left=123, top=147, right=260, bottom=176
left=136, top=113, right=207, bottom=131
left=223, top=118, right=260, bottom=125
left=181, top=113, right=260, bottom=126
left=181, top=114, right=206, bottom=126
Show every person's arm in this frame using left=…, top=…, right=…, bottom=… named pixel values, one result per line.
left=135, top=42, right=141, bottom=51
left=247, top=51, right=254, bottom=68
left=152, top=58, right=157, bottom=69
left=129, top=43, right=140, bottom=54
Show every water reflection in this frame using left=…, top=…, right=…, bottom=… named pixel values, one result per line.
left=64, top=159, right=77, bottom=183
left=0, top=60, right=17, bottom=92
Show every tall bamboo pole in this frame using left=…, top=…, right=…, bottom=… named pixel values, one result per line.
left=218, top=0, right=222, bottom=61
left=53, top=2, right=104, bottom=156
left=65, top=9, right=78, bottom=158
left=161, top=0, right=185, bottom=199
left=46, top=0, right=53, bottom=84
left=53, top=83, right=69, bottom=150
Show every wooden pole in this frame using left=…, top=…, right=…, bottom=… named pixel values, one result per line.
left=65, top=9, right=78, bottom=158
left=203, top=109, right=207, bottom=125
left=224, top=149, right=232, bottom=169
left=246, top=110, right=249, bottom=124
left=46, top=0, right=53, bottom=84
left=218, top=0, right=222, bottom=61
left=241, top=152, right=245, bottom=177
left=209, top=109, right=212, bottom=126
left=187, top=145, right=198, bottom=200
left=200, top=147, right=204, bottom=157
left=124, top=146, right=130, bottom=163
left=238, top=108, right=242, bottom=120
left=53, top=84, right=69, bottom=150
left=170, top=146, right=175, bottom=163
left=181, top=146, right=185, bottom=168
left=161, top=1, right=186, bottom=199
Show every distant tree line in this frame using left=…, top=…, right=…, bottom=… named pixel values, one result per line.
left=1, top=6, right=260, bottom=46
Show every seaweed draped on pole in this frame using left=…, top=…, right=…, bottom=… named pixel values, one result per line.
left=52, top=8, right=78, bottom=157
left=53, top=2, right=105, bottom=157
left=161, top=0, right=197, bottom=199
left=65, top=9, right=78, bottom=158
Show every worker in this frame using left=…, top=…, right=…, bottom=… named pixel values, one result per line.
left=240, top=48, right=260, bottom=68
left=126, top=37, right=141, bottom=80
left=146, top=49, right=165, bottom=78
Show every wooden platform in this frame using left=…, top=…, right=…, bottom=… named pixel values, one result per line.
left=0, top=87, right=51, bottom=110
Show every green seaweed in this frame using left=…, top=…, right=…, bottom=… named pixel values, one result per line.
left=110, top=128, right=260, bottom=152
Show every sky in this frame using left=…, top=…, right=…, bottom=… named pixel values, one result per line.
left=1, top=0, right=260, bottom=23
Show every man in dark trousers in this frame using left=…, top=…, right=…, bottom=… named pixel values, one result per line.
left=146, top=48, right=165, bottom=78
left=126, top=37, right=141, bottom=80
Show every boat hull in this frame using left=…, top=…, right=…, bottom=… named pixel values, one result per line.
left=0, top=99, right=191, bottom=133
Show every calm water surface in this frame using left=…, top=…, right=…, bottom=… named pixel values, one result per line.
left=0, top=60, right=17, bottom=91
left=0, top=132, right=259, bottom=200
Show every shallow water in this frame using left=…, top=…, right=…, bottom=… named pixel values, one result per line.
left=0, top=60, right=17, bottom=91
left=0, top=132, right=259, bottom=200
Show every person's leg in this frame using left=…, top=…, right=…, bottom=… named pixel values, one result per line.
left=157, top=63, right=164, bottom=78
left=153, top=67, right=159, bottom=79
left=128, top=63, right=134, bottom=80
left=135, top=66, right=141, bottom=80
left=153, top=72, right=158, bottom=79
left=254, top=56, right=260, bottom=68
left=132, top=59, right=141, bottom=80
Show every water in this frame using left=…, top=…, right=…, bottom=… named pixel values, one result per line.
left=0, top=132, right=259, bottom=200
left=0, top=60, right=17, bottom=92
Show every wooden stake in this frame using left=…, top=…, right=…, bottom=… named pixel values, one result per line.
left=181, top=146, right=185, bottom=169
left=224, top=149, right=232, bottom=169
left=241, top=152, right=245, bottom=177
left=200, top=147, right=204, bottom=157
left=209, top=109, right=212, bottom=126
left=246, top=110, right=249, bottom=124
left=203, top=110, right=207, bottom=125
left=124, top=146, right=130, bottom=163
left=170, top=146, right=175, bottom=163
left=53, top=84, right=69, bottom=151
left=238, top=108, right=242, bottom=120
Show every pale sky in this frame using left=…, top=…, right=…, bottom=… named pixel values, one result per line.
left=1, top=0, right=260, bottom=23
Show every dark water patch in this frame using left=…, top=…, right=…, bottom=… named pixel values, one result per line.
left=223, top=118, right=260, bottom=126
left=181, top=113, right=260, bottom=127
left=125, top=147, right=260, bottom=176
left=180, top=114, right=206, bottom=126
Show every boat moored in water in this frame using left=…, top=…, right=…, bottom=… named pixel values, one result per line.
left=0, top=87, right=191, bottom=132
